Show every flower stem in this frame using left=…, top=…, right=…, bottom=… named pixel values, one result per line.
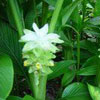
left=37, top=75, right=47, bottom=100
left=49, top=0, right=64, bottom=33
left=29, top=72, right=38, bottom=98
left=29, top=72, right=47, bottom=100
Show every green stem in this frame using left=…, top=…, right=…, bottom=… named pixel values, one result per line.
left=29, top=72, right=38, bottom=98
left=77, top=33, right=80, bottom=70
left=76, top=33, right=80, bottom=82
left=37, top=75, right=47, bottom=100
left=49, top=0, right=64, bottom=33
left=7, top=0, right=24, bottom=37
left=29, top=72, right=47, bottom=100
left=96, top=60, right=100, bottom=87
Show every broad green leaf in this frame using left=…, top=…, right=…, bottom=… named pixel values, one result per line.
left=61, top=69, right=75, bottom=86
left=77, top=56, right=99, bottom=76
left=44, top=0, right=57, bottom=6
left=94, top=0, right=100, bottom=16
left=79, top=40, right=98, bottom=54
left=60, top=95, right=91, bottom=100
left=7, top=0, right=24, bottom=36
left=62, top=0, right=72, bottom=8
left=48, top=60, right=76, bottom=80
left=77, top=65, right=97, bottom=76
left=0, top=98, right=4, bottom=100
left=0, top=21, right=23, bottom=74
left=62, top=0, right=82, bottom=25
left=7, top=96, right=22, bottom=100
left=82, top=56, right=100, bottom=87
left=82, top=56, right=99, bottom=68
left=87, top=17, right=100, bottom=25
left=0, top=54, right=14, bottom=99
left=49, top=0, right=64, bottom=33
left=25, top=10, right=36, bottom=29
left=84, top=29, right=100, bottom=38
left=0, top=21, right=29, bottom=85
left=23, top=95, right=35, bottom=100
left=71, top=7, right=82, bottom=31
left=88, top=84, right=100, bottom=100
left=62, top=82, right=91, bottom=100
left=59, top=31, right=73, bottom=47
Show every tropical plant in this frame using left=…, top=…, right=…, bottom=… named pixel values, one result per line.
left=0, top=0, right=100, bottom=100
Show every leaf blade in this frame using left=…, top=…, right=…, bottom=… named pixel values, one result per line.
left=0, top=54, right=14, bottom=99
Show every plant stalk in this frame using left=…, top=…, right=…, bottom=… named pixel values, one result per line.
left=29, top=72, right=47, bottom=100
left=29, top=72, right=39, bottom=98
left=77, top=33, right=80, bottom=70
left=76, top=33, right=80, bottom=82
left=37, top=75, right=47, bottom=100
left=96, top=60, right=100, bottom=87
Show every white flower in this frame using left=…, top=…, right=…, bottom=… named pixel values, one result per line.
left=20, top=23, right=63, bottom=53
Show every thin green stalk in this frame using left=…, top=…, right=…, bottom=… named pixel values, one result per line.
left=7, top=0, right=24, bottom=37
left=29, top=72, right=47, bottom=100
left=49, top=0, right=64, bottom=33
left=29, top=72, right=39, bottom=98
left=77, top=33, right=80, bottom=70
left=37, top=75, right=47, bottom=100
left=96, top=60, right=100, bottom=87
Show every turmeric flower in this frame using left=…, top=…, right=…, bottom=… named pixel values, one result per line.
left=20, top=23, right=63, bottom=53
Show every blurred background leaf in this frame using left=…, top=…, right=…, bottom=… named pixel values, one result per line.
left=0, top=54, right=14, bottom=100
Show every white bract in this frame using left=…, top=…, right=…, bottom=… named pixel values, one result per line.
left=20, top=22, right=63, bottom=79
left=20, top=23, right=63, bottom=53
